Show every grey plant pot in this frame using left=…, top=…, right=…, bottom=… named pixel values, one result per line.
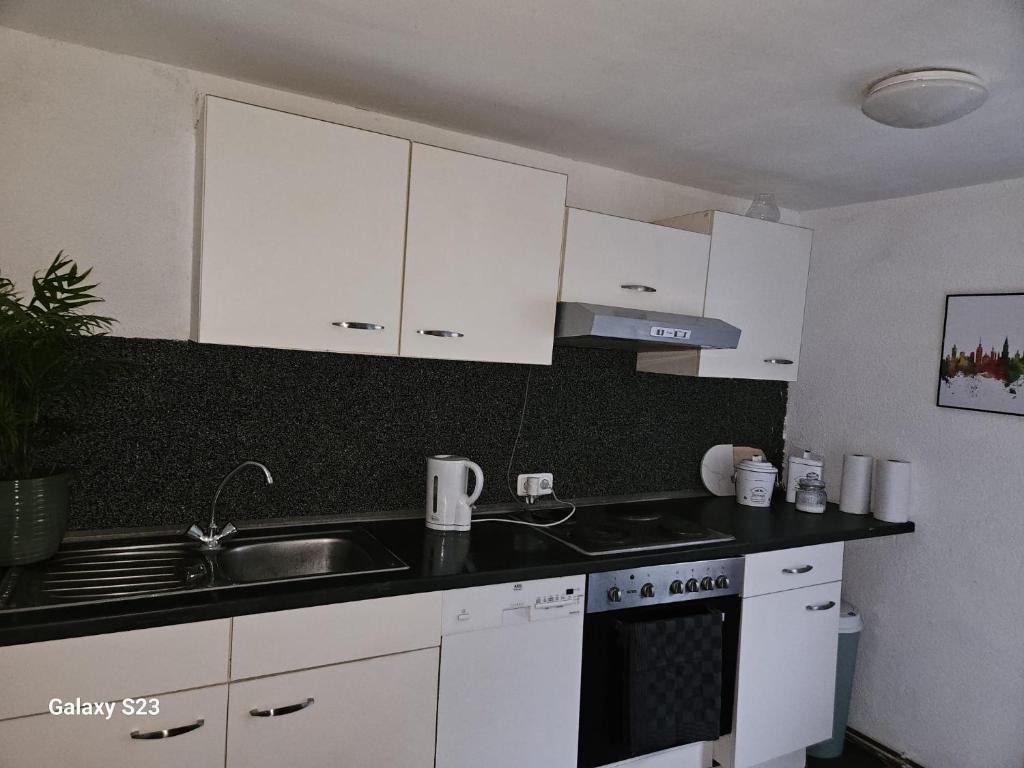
left=0, top=473, right=69, bottom=566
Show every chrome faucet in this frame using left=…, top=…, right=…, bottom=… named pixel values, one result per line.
left=187, top=461, right=274, bottom=549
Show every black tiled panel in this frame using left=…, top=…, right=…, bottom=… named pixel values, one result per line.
left=41, top=338, right=787, bottom=530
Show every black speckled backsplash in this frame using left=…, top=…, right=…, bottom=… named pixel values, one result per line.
left=44, top=338, right=787, bottom=531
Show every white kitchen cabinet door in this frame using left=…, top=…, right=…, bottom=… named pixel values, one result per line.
left=226, top=648, right=438, bottom=768
left=0, top=619, right=230, bottom=721
left=638, top=211, right=811, bottom=381
left=400, top=144, right=567, bottom=364
left=0, top=684, right=228, bottom=768
left=560, top=208, right=710, bottom=314
left=699, top=212, right=811, bottom=381
left=730, top=581, right=841, bottom=768
left=198, top=96, right=410, bottom=355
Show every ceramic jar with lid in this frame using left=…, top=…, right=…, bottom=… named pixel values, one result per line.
left=734, top=456, right=778, bottom=508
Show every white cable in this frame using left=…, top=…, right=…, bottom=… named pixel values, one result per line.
left=474, top=489, right=576, bottom=528
left=505, top=367, right=532, bottom=502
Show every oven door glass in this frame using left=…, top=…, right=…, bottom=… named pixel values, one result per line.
left=578, top=595, right=740, bottom=768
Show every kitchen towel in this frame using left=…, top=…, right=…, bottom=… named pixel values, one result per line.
left=872, top=459, right=911, bottom=522
left=839, top=454, right=874, bottom=515
left=615, top=611, right=722, bottom=756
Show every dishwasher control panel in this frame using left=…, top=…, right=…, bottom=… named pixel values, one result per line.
left=441, top=575, right=585, bottom=634
left=586, top=556, right=744, bottom=613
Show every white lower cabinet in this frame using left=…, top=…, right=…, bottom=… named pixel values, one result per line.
left=725, top=581, right=841, bottom=768
left=226, top=647, right=439, bottom=768
left=0, top=683, right=228, bottom=768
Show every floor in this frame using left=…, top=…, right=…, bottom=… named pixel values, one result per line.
left=806, top=741, right=887, bottom=767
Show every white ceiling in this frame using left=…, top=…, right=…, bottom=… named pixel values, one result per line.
left=3, top=0, right=1023, bottom=209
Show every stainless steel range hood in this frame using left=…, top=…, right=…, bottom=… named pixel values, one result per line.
left=554, top=302, right=741, bottom=352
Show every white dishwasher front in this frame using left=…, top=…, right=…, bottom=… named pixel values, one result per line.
left=435, top=575, right=586, bottom=768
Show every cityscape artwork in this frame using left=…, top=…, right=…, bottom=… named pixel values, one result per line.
left=937, top=293, right=1024, bottom=417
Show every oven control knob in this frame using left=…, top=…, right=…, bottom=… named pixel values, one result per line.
left=684, top=578, right=700, bottom=593
left=700, top=576, right=715, bottom=591
left=640, top=583, right=655, bottom=598
left=607, top=586, right=623, bottom=603
left=669, top=580, right=684, bottom=595
left=715, top=575, right=731, bottom=589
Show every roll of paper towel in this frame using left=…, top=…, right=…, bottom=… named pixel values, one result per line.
left=839, top=454, right=873, bottom=515
left=872, top=459, right=911, bottom=522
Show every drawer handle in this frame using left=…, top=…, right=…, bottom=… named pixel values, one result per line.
left=782, top=564, right=813, bottom=574
left=417, top=329, right=464, bottom=338
left=130, top=719, right=204, bottom=740
left=332, top=321, right=384, bottom=331
left=806, top=601, right=837, bottom=611
left=250, top=697, right=315, bottom=718
left=620, top=284, right=657, bottom=293
left=764, top=358, right=795, bottom=365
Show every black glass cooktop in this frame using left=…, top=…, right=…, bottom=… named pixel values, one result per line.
left=519, top=501, right=734, bottom=556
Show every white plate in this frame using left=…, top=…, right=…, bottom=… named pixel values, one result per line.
left=701, top=444, right=765, bottom=496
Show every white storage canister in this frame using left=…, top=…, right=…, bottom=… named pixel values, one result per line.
left=786, top=449, right=824, bottom=503
left=734, top=456, right=778, bottom=508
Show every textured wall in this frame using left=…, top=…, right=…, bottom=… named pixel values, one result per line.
left=789, top=177, right=1024, bottom=768
left=0, top=25, right=798, bottom=343
left=42, top=338, right=787, bottom=531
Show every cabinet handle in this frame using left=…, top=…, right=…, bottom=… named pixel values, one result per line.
left=417, top=329, right=464, bottom=338
left=130, top=719, right=204, bottom=739
left=250, top=697, right=315, bottom=718
left=806, top=601, right=837, bottom=611
left=620, top=284, right=657, bottom=293
left=332, top=321, right=384, bottom=331
left=782, top=564, right=813, bottom=574
left=764, top=358, right=794, bottom=365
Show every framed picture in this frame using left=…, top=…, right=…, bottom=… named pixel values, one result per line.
left=937, top=293, right=1024, bottom=417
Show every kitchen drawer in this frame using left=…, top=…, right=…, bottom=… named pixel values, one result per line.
left=742, top=542, right=843, bottom=597
left=230, top=591, right=442, bottom=679
left=0, top=683, right=228, bottom=768
left=0, top=619, right=230, bottom=721
left=226, top=648, right=438, bottom=768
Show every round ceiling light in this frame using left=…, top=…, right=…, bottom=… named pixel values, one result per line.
left=861, top=69, right=988, bottom=128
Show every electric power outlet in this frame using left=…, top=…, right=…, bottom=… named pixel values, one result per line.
left=516, top=472, right=553, bottom=497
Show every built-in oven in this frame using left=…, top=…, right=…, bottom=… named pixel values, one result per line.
left=578, top=557, right=744, bottom=768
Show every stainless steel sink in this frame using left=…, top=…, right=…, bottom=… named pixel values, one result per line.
left=0, top=542, right=212, bottom=608
left=0, top=527, right=409, bottom=610
left=216, top=530, right=407, bottom=584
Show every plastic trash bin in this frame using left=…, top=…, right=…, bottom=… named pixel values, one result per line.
left=806, top=602, right=864, bottom=759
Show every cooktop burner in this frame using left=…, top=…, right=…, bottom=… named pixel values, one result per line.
left=611, top=508, right=663, bottom=522
left=580, top=525, right=631, bottom=545
left=521, top=500, right=734, bottom=556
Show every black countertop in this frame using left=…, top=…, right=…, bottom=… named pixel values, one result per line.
left=0, top=496, right=913, bottom=646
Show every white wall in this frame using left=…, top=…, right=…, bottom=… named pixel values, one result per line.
left=789, top=178, right=1024, bottom=768
left=0, top=26, right=795, bottom=339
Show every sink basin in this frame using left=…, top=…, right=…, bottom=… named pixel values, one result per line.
left=216, top=530, right=407, bottom=584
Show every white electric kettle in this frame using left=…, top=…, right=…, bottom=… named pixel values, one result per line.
left=425, top=455, right=484, bottom=532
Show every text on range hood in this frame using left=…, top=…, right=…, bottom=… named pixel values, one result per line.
left=554, top=302, right=741, bottom=352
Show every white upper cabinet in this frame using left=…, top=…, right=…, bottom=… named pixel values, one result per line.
left=638, top=211, right=812, bottom=381
left=400, top=144, right=567, bottom=365
left=560, top=208, right=710, bottom=314
left=198, top=97, right=410, bottom=355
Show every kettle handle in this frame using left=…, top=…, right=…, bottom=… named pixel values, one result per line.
left=463, top=460, right=484, bottom=507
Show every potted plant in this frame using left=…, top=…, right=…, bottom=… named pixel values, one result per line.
left=0, top=253, right=115, bottom=565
